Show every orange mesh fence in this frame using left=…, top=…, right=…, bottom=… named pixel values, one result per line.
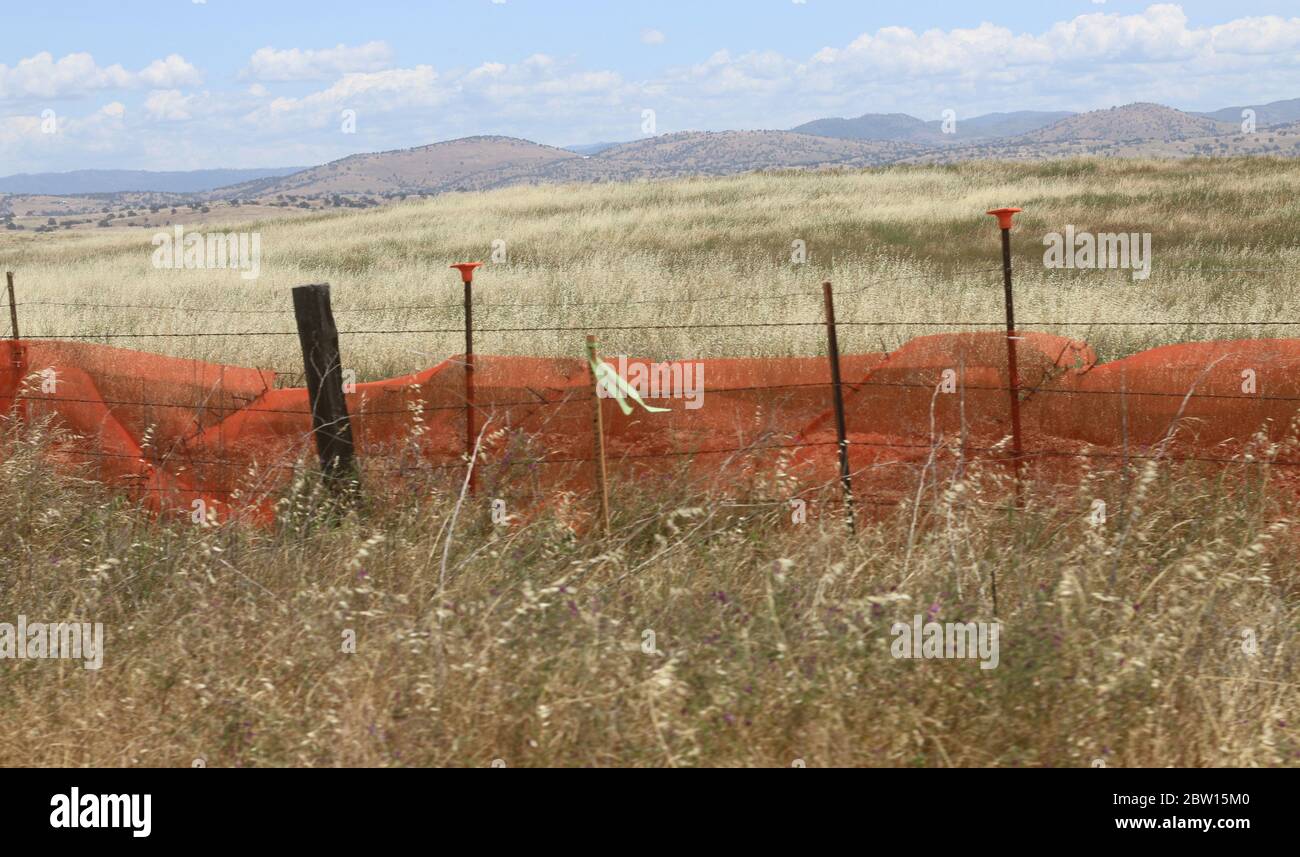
left=3, top=332, right=1300, bottom=525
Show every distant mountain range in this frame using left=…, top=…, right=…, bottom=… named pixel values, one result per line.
left=210, top=136, right=578, bottom=199
left=563, top=141, right=624, bottom=156
left=1013, top=103, right=1234, bottom=144
left=0, top=167, right=305, bottom=196
left=898, top=102, right=1300, bottom=165
left=1196, top=97, right=1300, bottom=126
left=6, top=98, right=1300, bottom=226
left=193, top=131, right=921, bottom=202
left=789, top=110, right=1075, bottom=144
left=512, top=130, right=918, bottom=186
left=210, top=100, right=1300, bottom=202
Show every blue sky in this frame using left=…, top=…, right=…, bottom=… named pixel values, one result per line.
left=4, top=1, right=1300, bottom=173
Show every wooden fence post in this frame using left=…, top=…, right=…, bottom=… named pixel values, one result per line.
left=4, top=271, right=21, bottom=417
left=291, top=283, right=358, bottom=495
left=822, top=280, right=855, bottom=534
left=586, top=335, right=611, bottom=536
left=6, top=272, right=17, bottom=341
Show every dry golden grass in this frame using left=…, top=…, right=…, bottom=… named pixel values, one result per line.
left=3, top=157, right=1300, bottom=379
left=0, top=415, right=1295, bottom=767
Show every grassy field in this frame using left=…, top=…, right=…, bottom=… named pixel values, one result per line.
left=3, top=157, right=1300, bottom=378
left=1, top=158, right=1298, bottom=767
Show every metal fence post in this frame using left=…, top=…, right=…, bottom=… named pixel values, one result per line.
left=451, top=262, right=483, bottom=493
left=987, top=207, right=1024, bottom=505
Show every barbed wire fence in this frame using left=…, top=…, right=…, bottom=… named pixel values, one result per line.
left=5, top=245, right=1300, bottom=531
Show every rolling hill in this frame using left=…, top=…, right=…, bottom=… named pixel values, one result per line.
left=530, top=131, right=926, bottom=182
left=210, top=131, right=928, bottom=200
left=895, top=103, right=1300, bottom=165
left=1198, top=96, right=1300, bottom=127
left=211, top=135, right=581, bottom=199
left=1012, top=103, right=1236, bottom=144
left=790, top=110, right=1073, bottom=144
left=564, top=141, right=627, bottom=156
left=790, top=113, right=938, bottom=143
left=947, top=111, right=1076, bottom=139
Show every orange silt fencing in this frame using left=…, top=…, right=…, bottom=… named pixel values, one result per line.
left=4, top=333, right=1300, bottom=525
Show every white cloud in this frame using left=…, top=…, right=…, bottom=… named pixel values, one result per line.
left=668, top=4, right=1300, bottom=121
left=144, top=89, right=195, bottom=121
left=793, top=5, right=1219, bottom=82
left=641, top=29, right=666, bottom=46
left=0, top=52, right=201, bottom=100
left=246, top=54, right=635, bottom=134
left=254, top=65, right=446, bottom=129
left=136, top=54, right=205, bottom=88
left=1210, top=15, right=1300, bottom=55
left=1042, top=4, right=1206, bottom=62
left=243, top=41, right=395, bottom=81
left=0, top=99, right=128, bottom=165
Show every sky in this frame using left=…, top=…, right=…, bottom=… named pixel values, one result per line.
left=3, top=0, right=1300, bottom=174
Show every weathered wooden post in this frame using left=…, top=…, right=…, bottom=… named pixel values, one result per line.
left=4, top=271, right=21, bottom=417
left=291, top=283, right=358, bottom=495
left=822, top=280, right=855, bottom=534
left=5, top=271, right=17, bottom=341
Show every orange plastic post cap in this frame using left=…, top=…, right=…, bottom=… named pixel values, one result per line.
left=450, top=262, right=483, bottom=283
left=986, top=207, right=1022, bottom=230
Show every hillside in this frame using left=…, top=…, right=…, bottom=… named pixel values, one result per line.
left=790, top=113, right=936, bottom=143
left=525, top=130, right=927, bottom=185
left=1198, top=96, right=1300, bottom=127
left=266, top=131, right=923, bottom=194
left=895, top=103, right=1300, bottom=165
left=791, top=110, right=1072, bottom=144
left=946, top=111, right=1075, bottom=139
left=1014, top=103, right=1236, bottom=144
left=564, top=141, right=626, bottom=156
left=212, top=135, right=580, bottom=199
